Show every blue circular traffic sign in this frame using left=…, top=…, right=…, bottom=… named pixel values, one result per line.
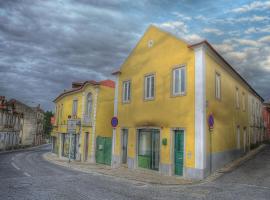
left=208, top=114, right=214, bottom=129
left=111, top=117, right=118, bottom=128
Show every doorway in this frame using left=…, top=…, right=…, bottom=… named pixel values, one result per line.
left=174, top=130, right=184, bottom=176
left=138, top=129, right=160, bottom=171
left=121, top=129, right=128, bottom=164
left=84, top=132, right=89, bottom=161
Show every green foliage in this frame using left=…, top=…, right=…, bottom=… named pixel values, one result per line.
left=43, top=111, right=54, bottom=138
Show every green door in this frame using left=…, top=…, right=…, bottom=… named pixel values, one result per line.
left=174, top=130, right=184, bottom=176
left=96, top=136, right=112, bottom=165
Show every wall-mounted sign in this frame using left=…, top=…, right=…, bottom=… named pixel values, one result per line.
left=67, top=119, right=77, bottom=133
left=111, top=117, right=118, bottom=128
left=208, top=114, right=214, bottom=130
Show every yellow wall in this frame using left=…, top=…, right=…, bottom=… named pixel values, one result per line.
left=115, top=26, right=196, bottom=168
left=96, top=85, right=115, bottom=137
left=205, top=52, right=250, bottom=154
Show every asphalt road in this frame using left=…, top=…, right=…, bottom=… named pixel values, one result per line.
left=1, top=144, right=270, bottom=200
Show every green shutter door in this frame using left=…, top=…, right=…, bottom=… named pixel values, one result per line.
left=96, top=136, right=112, bottom=165
left=104, top=138, right=112, bottom=165
left=174, top=130, right=184, bottom=176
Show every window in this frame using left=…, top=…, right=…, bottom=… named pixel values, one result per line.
left=236, top=88, right=240, bottom=108
left=85, top=93, right=92, bottom=118
left=122, top=81, right=131, bottom=103
left=242, top=92, right=246, bottom=111
left=172, top=66, right=186, bottom=96
left=72, top=99, right=78, bottom=116
left=144, top=74, right=155, bottom=100
left=215, top=73, right=221, bottom=100
left=237, top=126, right=241, bottom=149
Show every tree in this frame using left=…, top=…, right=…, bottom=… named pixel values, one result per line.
left=43, top=111, right=54, bottom=138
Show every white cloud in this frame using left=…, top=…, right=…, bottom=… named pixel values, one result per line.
left=157, top=20, right=203, bottom=43
left=231, top=1, right=270, bottom=13
left=172, top=12, right=192, bottom=20
left=258, top=35, right=270, bottom=43
left=203, top=28, right=223, bottom=36
left=236, top=39, right=260, bottom=47
left=213, top=43, right=234, bottom=54
left=158, top=21, right=188, bottom=34
left=245, top=25, right=270, bottom=34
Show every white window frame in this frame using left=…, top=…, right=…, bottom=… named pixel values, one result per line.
left=242, top=92, right=246, bottom=111
left=72, top=99, right=78, bottom=116
left=172, top=66, right=186, bottom=96
left=85, top=93, right=93, bottom=119
left=237, top=126, right=241, bottom=149
left=144, top=74, right=155, bottom=100
left=122, top=80, right=131, bottom=103
left=236, top=87, right=240, bottom=109
left=215, top=72, right=221, bottom=100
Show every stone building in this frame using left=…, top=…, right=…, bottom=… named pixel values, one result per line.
left=9, top=99, right=45, bottom=146
left=0, top=96, right=23, bottom=150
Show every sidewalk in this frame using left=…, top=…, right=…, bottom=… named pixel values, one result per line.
left=43, top=153, right=193, bottom=185
left=43, top=144, right=267, bottom=185
left=205, top=144, right=267, bottom=182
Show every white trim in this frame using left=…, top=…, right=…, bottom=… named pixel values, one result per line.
left=90, top=88, right=99, bottom=163
left=194, top=45, right=207, bottom=170
left=112, top=75, right=119, bottom=161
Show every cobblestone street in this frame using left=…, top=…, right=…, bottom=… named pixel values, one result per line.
left=0, top=145, right=270, bottom=199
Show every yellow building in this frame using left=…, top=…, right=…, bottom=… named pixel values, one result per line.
left=111, top=26, right=264, bottom=179
left=51, top=80, right=115, bottom=165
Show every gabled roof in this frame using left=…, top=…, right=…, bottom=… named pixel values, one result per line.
left=112, top=25, right=264, bottom=102
left=53, top=79, right=115, bottom=102
left=189, top=40, right=264, bottom=102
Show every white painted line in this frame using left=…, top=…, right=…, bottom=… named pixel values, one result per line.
left=23, top=172, right=31, bottom=177
left=11, top=162, right=20, bottom=170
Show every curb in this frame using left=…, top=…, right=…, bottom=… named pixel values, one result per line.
left=43, top=152, right=194, bottom=186
left=0, top=143, right=50, bottom=155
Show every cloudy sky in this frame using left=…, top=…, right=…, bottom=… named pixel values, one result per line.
left=1, top=0, right=270, bottom=111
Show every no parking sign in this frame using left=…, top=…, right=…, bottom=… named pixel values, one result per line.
left=111, top=117, right=118, bottom=128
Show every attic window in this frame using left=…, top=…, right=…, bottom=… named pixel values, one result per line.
left=148, top=40, right=154, bottom=48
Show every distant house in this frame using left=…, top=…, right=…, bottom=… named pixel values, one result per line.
left=10, top=99, right=45, bottom=146
left=263, top=102, right=270, bottom=140
left=0, top=96, right=23, bottom=150
left=51, top=80, right=115, bottom=165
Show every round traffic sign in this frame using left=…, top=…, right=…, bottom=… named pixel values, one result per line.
left=111, top=117, right=118, bottom=128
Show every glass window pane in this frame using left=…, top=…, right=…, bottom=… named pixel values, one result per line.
left=174, top=69, right=179, bottom=94
left=151, top=76, right=154, bottom=97
left=180, top=67, right=185, bottom=93
left=138, top=131, right=151, bottom=156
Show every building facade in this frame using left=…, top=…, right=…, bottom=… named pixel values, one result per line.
left=111, top=26, right=264, bottom=179
left=263, top=102, right=270, bottom=140
left=51, top=80, right=115, bottom=165
left=10, top=99, right=45, bottom=146
left=0, top=96, right=23, bottom=150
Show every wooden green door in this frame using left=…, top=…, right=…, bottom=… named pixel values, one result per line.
left=96, top=136, right=112, bottom=165
left=174, top=130, right=184, bottom=176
